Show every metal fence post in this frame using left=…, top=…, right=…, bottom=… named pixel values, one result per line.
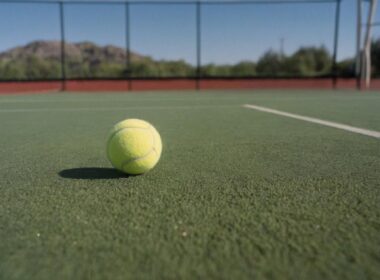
left=126, top=2, right=132, bottom=91
left=196, top=1, right=201, bottom=91
left=332, top=0, right=341, bottom=89
left=356, top=0, right=362, bottom=90
left=59, top=1, right=66, bottom=91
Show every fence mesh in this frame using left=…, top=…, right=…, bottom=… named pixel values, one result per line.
left=0, top=0, right=368, bottom=82
left=64, top=3, right=126, bottom=79
left=0, top=2, right=61, bottom=80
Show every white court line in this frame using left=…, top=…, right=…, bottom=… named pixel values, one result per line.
left=0, top=104, right=235, bottom=113
left=0, top=95, right=245, bottom=104
left=243, top=104, right=380, bottom=139
left=0, top=97, right=232, bottom=104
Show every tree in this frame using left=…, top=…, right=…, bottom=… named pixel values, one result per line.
left=256, top=50, right=284, bottom=76
left=371, top=38, right=380, bottom=77
left=231, top=61, right=256, bottom=76
left=290, top=46, right=331, bottom=76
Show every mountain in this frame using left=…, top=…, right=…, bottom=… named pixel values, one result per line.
left=0, top=40, right=362, bottom=79
left=0, top=40, right=144, bottom=63
left=0, top=40, right=195, bottom=79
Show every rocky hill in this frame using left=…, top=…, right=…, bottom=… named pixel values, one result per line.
left=0, top=40, right=196, bottom=79
left=0, top=40, right=144, bottom=63
left=0, top=40, right=356, bottom=79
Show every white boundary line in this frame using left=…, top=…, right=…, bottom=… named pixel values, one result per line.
left=243, top=104, right=380, bottom=139
left=0, top=104, right=235, bottom=113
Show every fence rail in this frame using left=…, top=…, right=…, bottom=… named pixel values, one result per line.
left=0, top=0, right=345, bottom=90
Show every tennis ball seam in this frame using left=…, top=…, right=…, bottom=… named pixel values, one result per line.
left=106, top=126, right=151, bottom=167
left=107, top=126, right=151, bottom=146
left=120, top=127, right=157, bottom=172
left=121, top=148, right=158, bottom=172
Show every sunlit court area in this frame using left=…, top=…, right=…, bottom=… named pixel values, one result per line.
left=0, top=1, right=380, bottom=279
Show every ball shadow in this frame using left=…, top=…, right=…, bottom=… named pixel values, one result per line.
left=59, top=167, right=130, bottom=180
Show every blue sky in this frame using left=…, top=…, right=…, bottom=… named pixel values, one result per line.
left=0, top=0, right=379, bottom=64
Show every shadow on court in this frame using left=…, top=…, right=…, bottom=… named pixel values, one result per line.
left=59, top=167, right=129, bottom=180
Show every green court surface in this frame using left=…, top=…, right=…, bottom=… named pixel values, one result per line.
left=0, top=90, right=379, bottom=279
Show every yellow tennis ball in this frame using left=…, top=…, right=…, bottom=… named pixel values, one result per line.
left=106, top=119, right=162, bottom=175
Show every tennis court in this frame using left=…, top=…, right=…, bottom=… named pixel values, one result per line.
left=1, top=89, right=379, bottom=279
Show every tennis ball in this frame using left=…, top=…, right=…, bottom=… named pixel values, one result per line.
left=106, top=119, right=162, bottom=175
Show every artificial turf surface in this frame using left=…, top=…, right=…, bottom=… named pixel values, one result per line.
left=0, top=90, right=379, bottom=279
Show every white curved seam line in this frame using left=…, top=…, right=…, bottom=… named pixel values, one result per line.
left=121, top=147, right=155, bottom=170
left=120, top=126, right=156, bottom=170
left=106, top=126, right=151, bottom=164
